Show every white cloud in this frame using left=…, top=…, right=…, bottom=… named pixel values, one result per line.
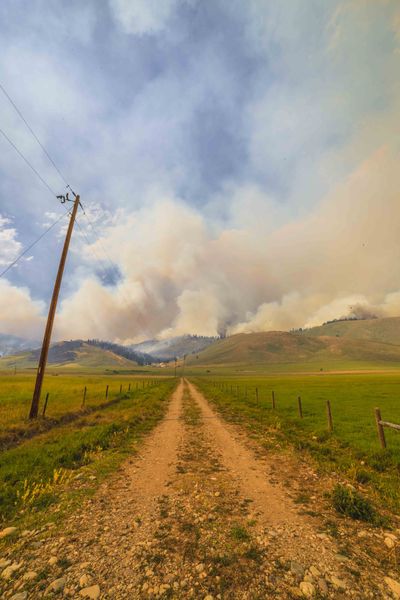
left=0, top=215, right=22, bottom=267
left=109, top=0, right=184, bottom=35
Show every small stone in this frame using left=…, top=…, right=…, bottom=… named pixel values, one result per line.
left=48, top=556, right=58, bottom=565
left=2, top=562, right=23, bottom=579
left=10, top=593, right=27, bottom=600
left=309, top=566, right=320, bottom=578
left=357, top=530, right=368, bottom=538
left=79, top=584, right=100, bottom=599
left=196, top=563, right=205, bottom=573
left=290, top=561, right=305, bottom=579
left=214, top=492, right=220, bottom=497
left=385, top=577, right=400, bottom=596
left=385, top=537, right=396, bottom=549
left=317, top=579, right=328, bottom=595
left=330, top=576, right=347, bottom=590
left=0, top=559, right=11, bottom=569
left=23, top=571, right=37, bottom=581
left=204, top=596, right=213, bottom=600
left=0, top=527, right=17, bottom=539
left=299, top=581, right=315, bottom=597
left=47, top=577, right=66, bottom=593
left=80, top=574, right=90, bottom=587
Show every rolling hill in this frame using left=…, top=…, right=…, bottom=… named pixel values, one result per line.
left=302, top=316, right=400, bottom=345
left=0, top=340, right=139, bottom=370
left=187, top=330, right=400, bottom=369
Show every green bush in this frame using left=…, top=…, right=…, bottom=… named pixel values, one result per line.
left=332, top=484, right=376, bottom=523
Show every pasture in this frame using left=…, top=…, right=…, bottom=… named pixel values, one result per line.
left=194, top=372, right=400, bottom=513
left=0, top=372, right=166, bottom=436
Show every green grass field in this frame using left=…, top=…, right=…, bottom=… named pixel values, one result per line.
left=193, top=372, right=400, bottom=515
left=0, top=372, right=167, bottom=437
left=0, top=373, right=177, bottom=529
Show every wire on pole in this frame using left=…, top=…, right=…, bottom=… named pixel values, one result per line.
left=0, top=80, right=70, bottom=186
left=0, top=210, right=70, bottom=279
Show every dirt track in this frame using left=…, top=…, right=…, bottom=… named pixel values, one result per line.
left=0, top=380, right=396, bottom=599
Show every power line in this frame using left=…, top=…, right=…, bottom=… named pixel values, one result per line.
left=0, top=80, right=69, bottom=186
left=0, top=210, right=70, bottom=279
left=74, top=217, right=114, bottom=279
left=75, top=211, right=133, bottom=308
left=0, top=126, right=58, bottom=197
left=80, top=205, right=124, bottom=285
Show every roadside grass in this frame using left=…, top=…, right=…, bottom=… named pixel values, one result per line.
left=0, top=373, right=164, bottom=435
left=192, top=374, right=400, bottom=515
left=0, top=378, right=176, bottom=530
left=331, top=484, right=379, bottom=523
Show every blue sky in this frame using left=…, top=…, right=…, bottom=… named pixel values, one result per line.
left=0, top=0, right=400, bottom=342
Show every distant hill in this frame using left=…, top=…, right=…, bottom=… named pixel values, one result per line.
left=130, top=335, right=218, bottom=361
left=302, top=316, right=400, bottom=346
left=86, top=339, right=155, bottom=365
left=0, top=340, right=139, bottom=370
left=187, top=331, right=400, bottom=368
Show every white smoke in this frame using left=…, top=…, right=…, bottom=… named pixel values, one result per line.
left=2, top=145, right=400, bottom=342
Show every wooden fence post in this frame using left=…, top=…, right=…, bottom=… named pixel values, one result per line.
left=272, top=390, right=276, bottom=410
left=255, top=387, right=259, bottom=405
left=326, top=400, right=333, bottom=432
left=42, top=392, right=49, bottom=417
left=82, top=386, right=87, bottom=409
left=374, top=407, right=386, bottom=449
left=119, top=384, right=122, bottom=393
left=297, top=396, right=303, bottom=418
left=105, top=384, right=109, bottom=399
left=128, top=383, right=131, bottom=391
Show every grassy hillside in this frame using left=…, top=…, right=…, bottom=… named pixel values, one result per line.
left=303, top=316, right=400, bottom=345
left=0, top=340, right=138, bottom=371
left=187, top=331, right=400, bottom=369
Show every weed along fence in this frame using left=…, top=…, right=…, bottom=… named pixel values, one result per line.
left=40, top=378, right=160, bottom=419
left=210, top=380, right=400, bottom=451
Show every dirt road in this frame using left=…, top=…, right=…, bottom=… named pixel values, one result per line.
left=0, top=380, right=396, bottom=599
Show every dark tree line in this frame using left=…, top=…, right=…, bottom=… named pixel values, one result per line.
left=86, top=339, right=158, bottom=365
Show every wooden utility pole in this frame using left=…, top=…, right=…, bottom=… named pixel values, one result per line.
left=29, top=194, right=80, bottom=419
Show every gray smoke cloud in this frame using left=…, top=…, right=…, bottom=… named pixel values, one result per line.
left=51, top=145, right=400, bottom=342
left=2, top=145, right=400, bottom=343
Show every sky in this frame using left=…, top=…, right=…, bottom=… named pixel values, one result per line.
left=0, top=0, right=400, bottom=343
